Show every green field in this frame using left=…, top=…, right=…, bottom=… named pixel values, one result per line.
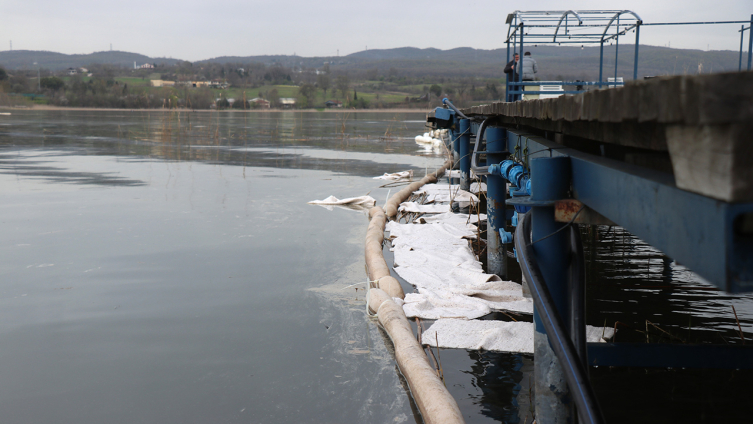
left=35, top=76, right=437, bottom=108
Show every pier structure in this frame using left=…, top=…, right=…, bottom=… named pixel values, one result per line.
left=430, top=67, right=753, bottom=423
left=502, top=10, right=753, bottom=102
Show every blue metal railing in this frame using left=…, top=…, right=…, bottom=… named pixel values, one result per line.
left=506, top=80, right=624, bottom=97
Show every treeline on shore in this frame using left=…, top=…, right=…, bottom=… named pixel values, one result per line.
left=0, top=60, right=504, bottom=110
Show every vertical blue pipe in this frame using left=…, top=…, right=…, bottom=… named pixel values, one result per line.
left=530, top=156, right=572, bottom=424
left=506, top=41, right=511, bottom=102
left=740, top=25, right=745, bottom=72
left=614, top=17, right=619, bottom=83
left=459, top=119, right=471, bottom=191
left=486, top=127, right=507, bottom=278
left=748, top=14, right=753, bottom=71
left=451, top=128, right=460, bottom=170
left=599, top=41, right=604, bottom=86
left=633, top=25, right=640, bottom=80
left=519, top=24, right=525, bottom=101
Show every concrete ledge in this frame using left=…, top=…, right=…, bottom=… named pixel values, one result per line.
left=459, top=71, right=753, bottom=202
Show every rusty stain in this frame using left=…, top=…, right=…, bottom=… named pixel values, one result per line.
left=555, top=199, right=584, bottom=222
left=554, top=199, right=615, bottom=225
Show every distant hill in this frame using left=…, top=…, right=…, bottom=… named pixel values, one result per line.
left=0, top=50, right=180, bottom=70
left=198, top=45, right=744, bottom=80
left=0, top=46, right=744, bottom=80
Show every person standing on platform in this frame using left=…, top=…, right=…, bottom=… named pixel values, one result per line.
left=504, top=53, right=520, bottom=101
left=522, top=51, right=538, bottom=81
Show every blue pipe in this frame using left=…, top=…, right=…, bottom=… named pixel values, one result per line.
left=530, top=156, right=572, bottom=423
left=441, top=98, right=468, bottom=120
left=486, top=127, right=509, bottom=278
left=459, top=119, right=471, bottom=191
left=489, top=160, right=530, bottom=191
left=489, top=160, right=531, bottom=213
left=451, top=129, right=460, bottom=170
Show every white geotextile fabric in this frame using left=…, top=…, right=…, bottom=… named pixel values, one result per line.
left=445, top=170, right=478, bottom=179
left=421, top=319, right=616, bottom=354
left=415, top=135, right=443, bottom=145
left=399, top=202, right=451, bottom=214
left=374, top=171, right=413, bottom=181
left=308, top=195, right=376, bottom=206
left=415, top=183, right=479, bottom=204
left=470, top=182, right=487, bottom=194
left=385, top=215, right=532, bottom=319
left=308, top=195, right=376, bottom=211
left=414, top=211, right=486, bottom=225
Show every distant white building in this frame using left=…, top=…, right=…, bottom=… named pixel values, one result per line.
left=151, top=80, right=176, bottom=87
left=279, top=98, right=296, bottom=108
left=249, top=98, right=270, bottom=109
left=67, top=68, right=77, bottom=75
left=134, top=62, right=155, bottom=69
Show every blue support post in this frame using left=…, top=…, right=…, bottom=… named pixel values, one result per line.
left=506, top=41, right=512, bottom=102
left=519, top=24, right=525, bottom=100
left=530, top=156, right=573, bottom=423
left=740, top=25, right=745, bottom=72
left=599, top=41, right=604, bottom=85
left=486, top=127, right=508, bottom=278
left=633, top=24, right=640, bottom=80
left=458, top=119, right=471, bottom=191
left=614, top=17, right=619, bottom=82
left=451, top=128, right=460, bottom=170
left=748, top=14, right=753, bottom=70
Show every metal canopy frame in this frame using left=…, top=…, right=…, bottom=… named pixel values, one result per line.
left=503, top=10, right=753, bottom=102
left=504, top=10, right=642, bottom=101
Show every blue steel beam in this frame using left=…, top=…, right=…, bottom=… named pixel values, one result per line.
left=503, top=129, right=753, bottom=293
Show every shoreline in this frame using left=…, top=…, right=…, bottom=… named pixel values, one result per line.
left=1, top=105, right=433, bottom=113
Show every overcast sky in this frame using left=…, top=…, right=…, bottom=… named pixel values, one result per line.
left=1, top=0, right=750, bottom=61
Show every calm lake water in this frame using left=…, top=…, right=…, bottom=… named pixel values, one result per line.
left=0, top=109, right=750, bottom=424
left=0, top=109, right=532, bottom=424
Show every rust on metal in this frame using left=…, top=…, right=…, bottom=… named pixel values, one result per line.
left=554, top=199, right=615, bottom=226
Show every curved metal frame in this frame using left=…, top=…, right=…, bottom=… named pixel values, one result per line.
left=600, top=10, right=643, bottom=42
left=553, top=10, right=583, bottom=42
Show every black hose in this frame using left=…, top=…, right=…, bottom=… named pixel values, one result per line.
left=470, top=119, right=490, bottom=176
left=569, top=225, right=588, bottom=366
left=515, top=212, right=605, bottom=424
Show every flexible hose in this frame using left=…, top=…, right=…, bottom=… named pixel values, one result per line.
left=470, top=119, right=490, bottom=176
left=514, top=212, right=605, bottom=424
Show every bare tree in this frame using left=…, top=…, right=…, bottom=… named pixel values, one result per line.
left=317, top=73, right=330, bottom=99
left=298, top=83, right=316, bottom=108
left=335, top=74, right=350, bottom=99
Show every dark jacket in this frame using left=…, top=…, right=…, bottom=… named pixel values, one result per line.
left=504, top=59, right=518, bottom=80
